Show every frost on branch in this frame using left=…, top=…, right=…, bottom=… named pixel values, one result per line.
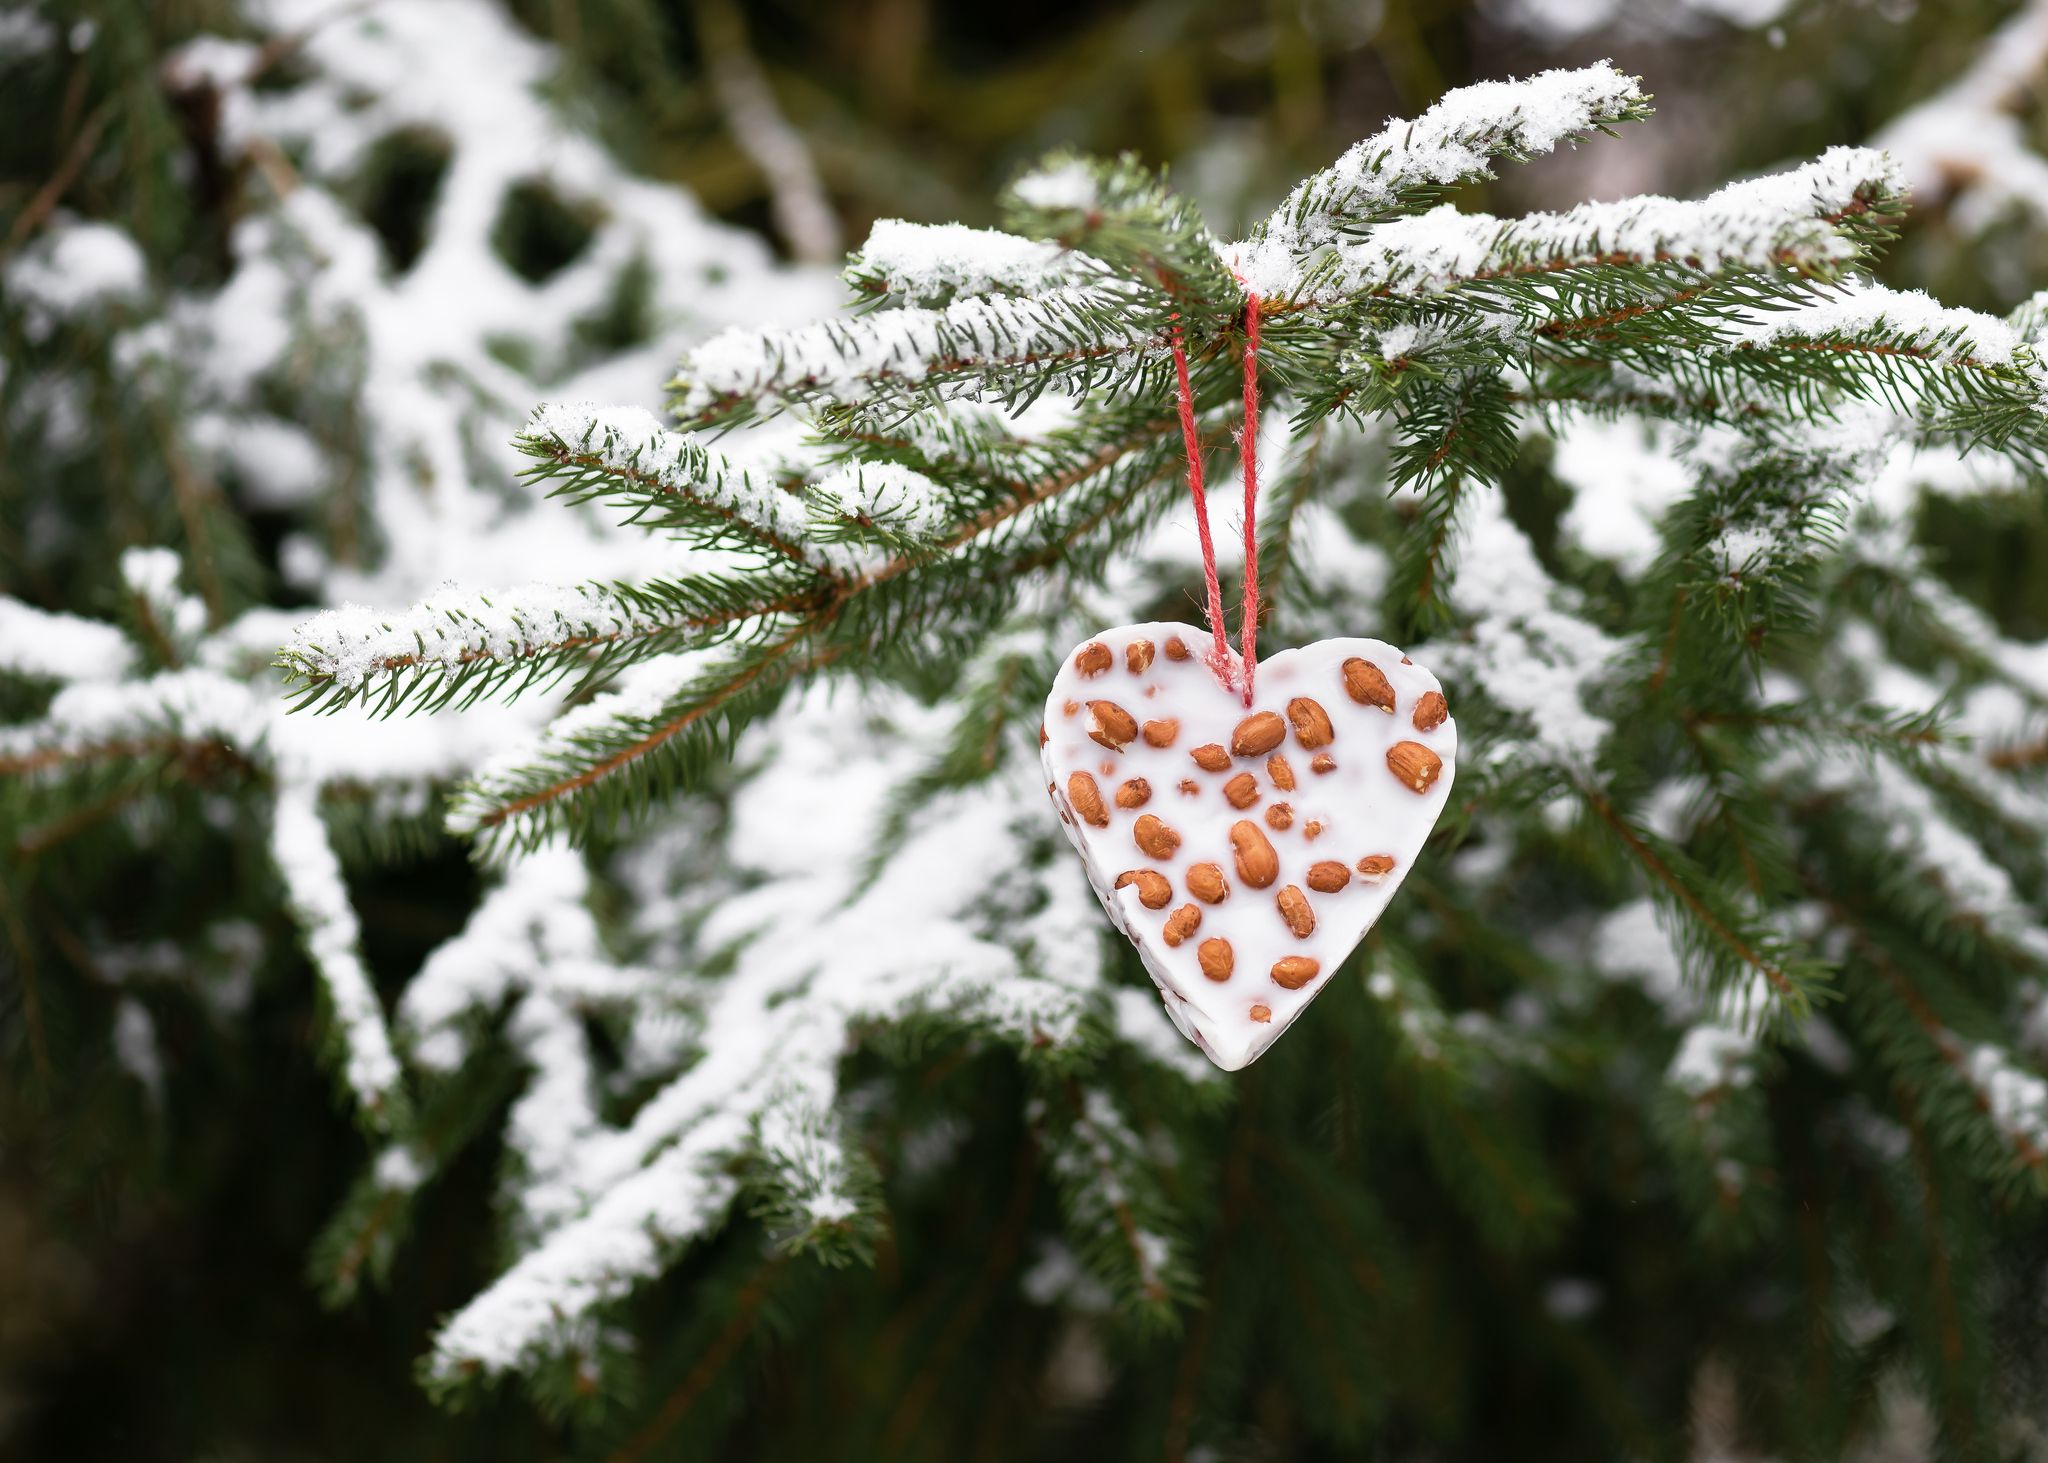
left=1235, top=59, right=1651, bottom=294
left=423, top=684, right=1103, bottom=1380
left=271, top=783, right=407, bottom=1128
left=280, top=583, right=678, bottom=710
left=669, top=282, right=1152, bottom=425
left=1285, top=147, right=1902, bottom=302
left=845, top=219, right=1087, bottom=305
left=1419, top=491, right=1619, bottom=769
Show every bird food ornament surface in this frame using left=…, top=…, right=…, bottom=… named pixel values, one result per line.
left=1042, top=623, right=1456, bottom=1070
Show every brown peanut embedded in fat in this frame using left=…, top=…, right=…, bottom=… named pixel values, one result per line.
left=1287, top=697, right=1335, bottom=750
left=1264, top=802, right=1294, bottom=831
left=1231, top=711, right=1287, bottom=757
left=1086, top=700, right=1138, bottom=750
left=1356, top=854, right=1397, bottom=881
left=1163, top=635, right=1190, bottom=661
left=1198, top=938, right=1235, bottom=982
left=1115, top=778, right=1151, bottom=810
left=1133, top=814, right=1181, bottom=859
left=1248, top=1002, right=1272, bottom=1023
left=1126, top=639, right=1155, bottom=674
left=1162, top=904, right=1202, bottom=947
left=1306, top=860, right=1351, bottom=893
left=1066, top=772, right=1108, bottom=827
left=1342, top=657, right=1396, bottom=712
left=1076, top=642, right=1113, bottom=677
left=1231, top=820, right=1279, bottom=888
left=1311, top=753, right=1337, bottom=775
left=1303, top=820, right=1323, bottom=841
left=1387, top=740, right=1444, bottom=793
left=1177, top=779, right=1199, bottom=796
left=1223, top=772, right=1260, bottom=809
left=1267, top=754, right=1296, bottom=791
left=1115, top=869, right=1173, bottom=909
left=1186, top=862, right=1229, bottom=903
left=1271, top=956, right=1321, bottom=990
left=1276, top=885, right=1315, bottom=938
left=1191, top=743, right=1231, bottom=772
left=1141, top=718, right=1179, bottom=748
left=1412, top=690, right=1449, bottom=732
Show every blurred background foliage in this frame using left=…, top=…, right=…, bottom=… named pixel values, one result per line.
left=6, top=0, right=2048, bottom=1458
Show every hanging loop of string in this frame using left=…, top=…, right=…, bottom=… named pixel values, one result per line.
left=1168, top=313, right=1233, bottom=682
left=1167, top=292, right=1264, bottom=707
left=1236, top=291, right=1262, bottom=705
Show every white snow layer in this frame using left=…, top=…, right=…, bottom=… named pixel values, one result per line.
left=848, top=219, right=1081, bottom=302
left=1231, top=61, right=1646, bottom=294
left=0, top=596, right=136, bottom=684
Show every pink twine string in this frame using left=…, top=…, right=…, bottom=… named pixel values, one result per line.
left=1169, top=314, right=1233, bottom=684
left=1236, top=291, right=1262, bottom=706
left=1167, top=293, right=1265, bottom=706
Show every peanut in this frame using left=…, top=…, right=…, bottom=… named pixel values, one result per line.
left=1162, top=904, right=1202, bottom=947
left=1191, top=743, right=1231, bottom=772
left=1066, top=772, right=1107, bottom=827
left=1133, top=814, right=1181, bottom=859
left=1303, top=820, right=1323, bottom=841
left=1271, top=956, right=1321, bottom=990
left=1266, top=753, right=1296, bottom=791
left=1248, top=1002, right=1272, bottom=1023
left=1264, top=802, right=1293, bottom=831
left=1186, top=862, right=1229, bottom=904
left=1141, top=718, right=1179, bottom=748
left=1231, top=820, right=1279, bottom=888
left=1356, top=854, right=1397, bottom=881
left=1287, top=697, right=1335, bottom=749
left=1115, top=869, right=1172, bottom=909
left=1126, top=639, right=1155, bottom=674
left=1115, top=778, right=1151, bottom=809
left=1177, top=778, right=1199, bottom=796
left=1231, top=711, right=1286, bottom=757
left=1197, top=938, right=1235, bottom=982
left=1311, top=753, right=1336, bottom=775
left=1075, top=642, right=1112, bottom=677
left=1276, top=885, right=1315, bottom=937
left=1412, top=690, right=1449, bottom=732
left=1086, top=700, right=1138, bottom=750
left=1342, top=657, right=1395, bottom=712
left=1387, top=740, right=1444, bottom=793
left=1306, top=860, right=1351, bottom=893
left=1223, top=772, right=1260, bottom=809
left=1163, top=636, right=1190, bottom=661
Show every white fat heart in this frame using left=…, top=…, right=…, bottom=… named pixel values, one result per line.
left=1041, top=623, right=1457, bottom=1071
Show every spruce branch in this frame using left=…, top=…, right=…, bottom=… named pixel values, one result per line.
left=441, top=418, right=1179, bottom=849
left=1236, top=60, right=1652, bottom=294
left=1579, top=780, right=1829, bottom=1023
left=668, top=282, right=1166, bottom=428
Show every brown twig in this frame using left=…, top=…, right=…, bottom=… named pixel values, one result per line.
left=0, top=98, right=114, bottom=265
left=607, top=1255, right=789, bottom=1463
left=1580, top=781, right=1799, bottom=1002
